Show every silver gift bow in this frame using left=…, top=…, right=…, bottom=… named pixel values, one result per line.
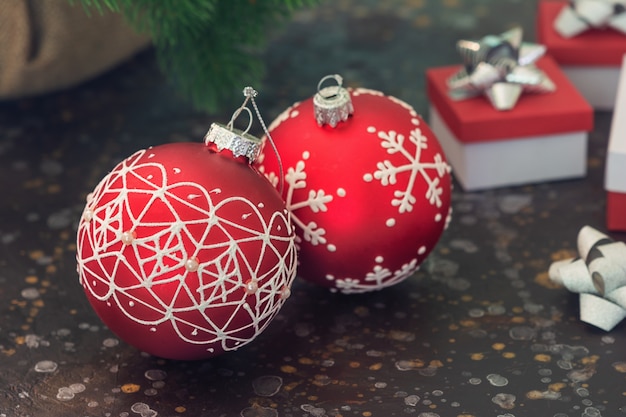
left=549, top=225, right=626, bottom=331
left=447, top=27, right=556, bottom=111
left=554, top=0, right=626, bottom=38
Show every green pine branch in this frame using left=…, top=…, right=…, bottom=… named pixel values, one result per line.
left=72, top=0, right=318, bottom=112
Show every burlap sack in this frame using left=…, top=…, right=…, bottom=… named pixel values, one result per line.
left=0, top=1, right=151, bottom=99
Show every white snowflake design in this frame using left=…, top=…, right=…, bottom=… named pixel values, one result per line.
left=283, top=151, right=339, bottom=252
left=332, top=258, right=420, bottom=294
left=259, top=102, right=342, bottom=253
left=363, top=123, right=450, bottom=214
left=76, top=148, right=297, bottom=355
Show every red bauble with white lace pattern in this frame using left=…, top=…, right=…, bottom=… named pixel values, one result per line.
left=258, top=85, right=452, bottom=294
left=76, top=128, right=297, bottom=360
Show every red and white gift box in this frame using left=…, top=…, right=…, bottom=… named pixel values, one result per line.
left=605, top=55, right=626, bottom=232
left=426, top=56, right=594, bottom=191
left=537, top=0, right=626, bottom=110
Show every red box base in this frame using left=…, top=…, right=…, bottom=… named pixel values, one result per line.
left=607, top=191, right=626, bottom=232
left=537, top=0, right=626, bottom=66
left=425, top=56, right=593, bottom=143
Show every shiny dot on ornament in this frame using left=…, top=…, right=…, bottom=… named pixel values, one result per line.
left=185, top=258, right=199, bottom=272
left=83, top=209, right=93, bottom=222
left=280, top=286, right=291, bottom=300
left=245, top=280, right=259, bottom=295
left=120, top=231, right=135, bottom=245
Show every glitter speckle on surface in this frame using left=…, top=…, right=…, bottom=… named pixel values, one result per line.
left=34, top=360, right=58, bottom=373
left=252, top=375, right=283, bottom=397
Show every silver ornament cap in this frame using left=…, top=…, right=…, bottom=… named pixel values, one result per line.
left=313, top=74, right=354, bottom=127
left=204, top=121, right=262, bottom=164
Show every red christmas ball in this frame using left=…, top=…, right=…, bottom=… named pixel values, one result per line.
left=76, top=131, right=297, bottom=360
left=258, top=82, right=452, bottom=294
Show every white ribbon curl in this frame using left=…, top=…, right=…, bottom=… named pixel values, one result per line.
left=549, top=225, right=626, bottom=331
left=447, top=27, right=556, bottom=111
left=554, top=0, right=626, bottom=38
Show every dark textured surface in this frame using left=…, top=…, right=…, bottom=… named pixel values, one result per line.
left=1, top=1, right=626, bottom=416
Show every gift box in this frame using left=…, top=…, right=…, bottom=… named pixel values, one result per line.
left=605, top=55, right=626, bottom=231
left=536, top=0, right=626, bottom=110
left=426, top=55, right=594, bottom=191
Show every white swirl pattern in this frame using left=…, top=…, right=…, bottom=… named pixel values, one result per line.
left=76, top=148, right=297, bottom=354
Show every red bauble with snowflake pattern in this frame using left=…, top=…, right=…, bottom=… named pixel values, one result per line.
left=258, top=77, right=452, bottom=294
left=76, top=120, right=297, bottom=360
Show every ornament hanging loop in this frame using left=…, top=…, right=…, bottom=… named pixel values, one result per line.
left=227, top=106, right=254, bottom=136
left=241, top=86, right=285, bottom=195
left=317, top=74, right=344, bottom=99
left=204, top=86, right=284, bottom=194
left=227, top=86, right=258, bottom=132
left=313, top=74, right=354, bottom=128
left=204, top=88, right=263, bottom=165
